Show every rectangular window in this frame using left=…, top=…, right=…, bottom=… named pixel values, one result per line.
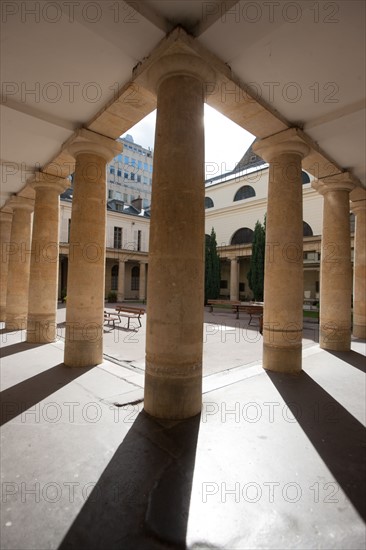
left=109, top=167, right=115, bottom=174
left=123, top=193, right=128, bottom=202
left=149, top=165, right=153, bottom=172
left=117, top=169, right=122, bottom=177
left=108, top=190, right=113, bottom=199
left=130, top=173, right=135, bottom=181
left=137, top=175, right=141, bottom=183
left=143, top=176, right=148, bottom=185
left=124, top=155, right=129, bottom=164
left=138, top=160, right=143, bottom=170
left=239, top=282, right=245, bottom=292
left=137, top=230, right=142, bottom=252
left=124, top=172, right=128, bottom=179
left=131, top=159, right=136, bottom=167
left=113, top=227, right=122, bottom=249
left=144, top=163, right=148, bottom=171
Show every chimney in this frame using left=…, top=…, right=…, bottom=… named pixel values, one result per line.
left=132, top=196, right=143, bottom=212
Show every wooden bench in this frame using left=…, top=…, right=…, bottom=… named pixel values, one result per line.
left=115, top=305, right=145, bottom=329
left=207, top=299, right=241, bottom=312
left=232, top=304, right=263, bottom=322
left=104, top=311, right=121, bottom=329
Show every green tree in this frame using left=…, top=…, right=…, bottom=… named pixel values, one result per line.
left=247, top=219, right=266, bottom=301
left=205, top=228, right=221, bottom=303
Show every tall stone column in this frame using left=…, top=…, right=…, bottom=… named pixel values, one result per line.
left=64, top=129, right=123, bottom=367
left=139, top=261, right=146, bottom=301
left=117, top=259, right=125, bottom=302
left=0, top=210, right=13, bottom=321
left=144, top=54, right=214, bottom=419
left=351, top=190, right=366, bottom=339
left=230, top=258, right=239, bottom=301
left=253, top=129, right=310, bottom=373
left=5, top=197, right=34, bottom=330
left=26, top=173, right=68, bottom=343
left=314, top=174, right=355, bottom=350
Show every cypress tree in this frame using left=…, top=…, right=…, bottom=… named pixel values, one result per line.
left=247, top=219, right=266, bottom=301
left=205, top=228, right=221, bottom=303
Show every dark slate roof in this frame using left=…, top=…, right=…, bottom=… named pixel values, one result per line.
left=205, top=139, right=267, bottom=186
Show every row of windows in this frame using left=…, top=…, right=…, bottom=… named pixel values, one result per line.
left=111, top=265, right=140, bottom=291
left=205, top=172, right=311, bottom=209
left=228, top=222, right=314, bottom=245
left=113, top=227, right=142, bottom=251
left=109, top=167, right=152, bottom=184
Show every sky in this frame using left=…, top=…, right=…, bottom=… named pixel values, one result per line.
left=122, top=104, right=255, bottom=179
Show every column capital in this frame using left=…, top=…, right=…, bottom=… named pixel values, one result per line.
left=313, top=172, right=357, bottom=195
left=145, top=53, right=216, bottom=94
left=7, top=196, right=34, bottom=213
left=30, top=172, right=70, bottom=194
left=65, top=128, right=123, bottom=162
left=252, top=128, right=310, bottom=163
left=350, top=187, right=366, bottom=213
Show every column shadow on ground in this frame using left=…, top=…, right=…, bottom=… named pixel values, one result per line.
left=58, top=411, right=201, bottom=550
left=327, top=350, right=366, bottom=373
left=0, top=341, right=48, bottom=358
left=0, top=363, right=93, bottom=426
left=266, top=370, right=366, bottom=522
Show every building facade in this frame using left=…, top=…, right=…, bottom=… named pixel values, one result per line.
left=107, top=134, right=153, bottom=209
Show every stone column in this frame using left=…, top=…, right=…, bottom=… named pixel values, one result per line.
left=313, top=174, right=355, bottom=350
left=253, top=129, right=310, bottom=373
left=144, top=54, right=215, bottom=419
left=64, top=129, right=123, bottom=367
left=5, top=197, right=34, bottom=330
left=26, top=173, right=68, bottom=343
left=0, top=210, right=13, bottom=321
left=351, top=190, right=366, bottom=339
left=139, top=262, right=146, bottom=301
left=230, top=258, right=239, bottom=301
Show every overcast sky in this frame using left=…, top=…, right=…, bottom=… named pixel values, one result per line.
left=122, top=104, right=255, bottom=179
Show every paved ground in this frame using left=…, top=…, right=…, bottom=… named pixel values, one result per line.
left=1, top=303, right=365, bottom=549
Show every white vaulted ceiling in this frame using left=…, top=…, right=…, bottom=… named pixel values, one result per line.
left=1, top=0, right=365, bottom=208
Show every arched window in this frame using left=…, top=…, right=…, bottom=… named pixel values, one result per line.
left=231, top=227, right=254, bottom=245
left=205, top=197, right=214, bottom=209
left=234, top=185, right=256, bottom=201
left=303, top=221, right=313, bottom=237
left=302, top=171, right=310, bottom=184
left=111, top=265, right=118, bottom=290
left=131, top=265, right=140, bottom=291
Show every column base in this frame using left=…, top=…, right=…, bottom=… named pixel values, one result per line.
left=0, top=305, right=6, bottom=322
left=144, top=367, right=202, bottom=420
left=352, top=324, right=366, bottom=339
left=263, top=344, right=302, bottom=373
left=64, top=324, right=103, bottom=367
left=4, top=315, right=27, bottom=331
left=319, top=325, right=351, bottom=351
left=27, top=316, right=57, bottom=343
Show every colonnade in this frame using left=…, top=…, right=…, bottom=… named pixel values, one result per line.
left=0, top=54, right=365, bottom=419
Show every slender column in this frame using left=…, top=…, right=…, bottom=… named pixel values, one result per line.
left=117, top=259, right=125, bottom=302
left=26, top=174, right=68, bottom=343
left=230, top=258, right=239, bottom=301
left=64, top=129, right=123, bottom=367
left=139, top=262, right=146, bottom=301
left=314, top=174, right=355, bottom=350
left=0, top=211, right=13, bottom=321
left=351, top=192, right=366, bottom=338
left=5, top=197, right=34, bottom=330
left=253, top=130, right=310, bottom=373
left=144, top=54, right=215, bottom=419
